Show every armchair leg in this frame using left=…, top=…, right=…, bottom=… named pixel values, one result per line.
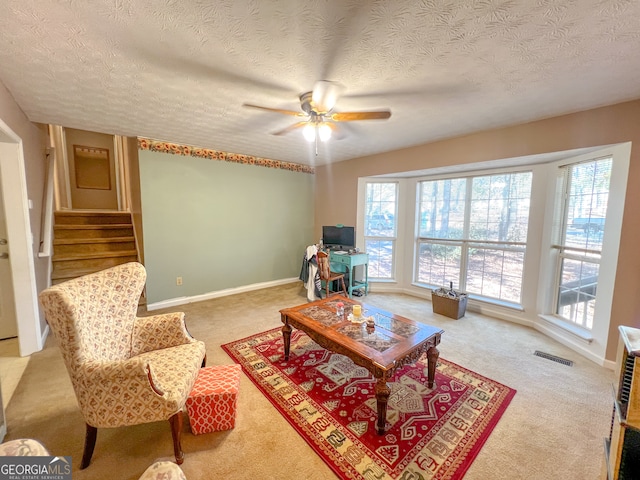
left=169, top=412, right=184, bottom=465
left=80, top=424, right=97, bottom=469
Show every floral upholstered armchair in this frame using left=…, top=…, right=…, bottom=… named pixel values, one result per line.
left=39, top=262, right=207, bottom=469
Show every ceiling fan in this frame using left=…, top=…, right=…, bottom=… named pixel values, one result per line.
left=242, top=81, right=391, bottom=145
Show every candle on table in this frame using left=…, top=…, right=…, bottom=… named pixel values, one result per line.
left=353, top=304, right=362, bottom=317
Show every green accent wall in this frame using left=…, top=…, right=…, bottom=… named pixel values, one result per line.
left=139, top=149, right=314, bottom=303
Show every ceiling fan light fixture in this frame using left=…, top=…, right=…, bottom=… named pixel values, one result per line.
left=302, top=123, right=316, bottom=142
left=318, top=123, right=332, bottom=142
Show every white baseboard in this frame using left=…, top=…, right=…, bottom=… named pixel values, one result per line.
left=39, top=323, right=49, bottom=351
left=147, top=277, right=300, bottom=311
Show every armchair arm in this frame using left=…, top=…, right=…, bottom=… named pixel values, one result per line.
left=76, top=358, right=175, bottom=428
left=131, top=312, right=195, bottom=356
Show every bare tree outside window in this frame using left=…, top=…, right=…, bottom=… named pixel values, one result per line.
left=416, top=172, right=532, bottom=304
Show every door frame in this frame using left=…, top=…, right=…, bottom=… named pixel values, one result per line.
left=0, top=118, right=43, bottom=356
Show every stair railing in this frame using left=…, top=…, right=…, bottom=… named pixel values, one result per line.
left=38, top=147, right=55, bottom=259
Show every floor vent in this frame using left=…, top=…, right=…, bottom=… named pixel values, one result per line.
left=533, top=351, right=573, bottom=366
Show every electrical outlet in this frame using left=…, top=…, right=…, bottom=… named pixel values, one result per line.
left=176, top=276, right=183, bottom=286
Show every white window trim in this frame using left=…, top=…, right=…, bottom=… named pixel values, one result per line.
left=362, top=181, right=400, bottom=280
left=357, top=177, right=411, bottom=285
left=536, top=142, right=630, bottom=362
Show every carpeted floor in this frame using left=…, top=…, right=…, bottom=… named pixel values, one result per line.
left=5, top=283, right=614, bottom=479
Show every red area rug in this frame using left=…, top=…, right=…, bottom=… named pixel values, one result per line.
left=222, top=328, right=516, bottom=480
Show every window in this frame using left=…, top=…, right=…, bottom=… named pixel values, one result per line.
left=553, top=157, right=612, bottom=329
left=364, top=182, right=397, bottom=279
left=416, top=172, right=532, bottom=304
left=417, top=178, right=466, bottom=288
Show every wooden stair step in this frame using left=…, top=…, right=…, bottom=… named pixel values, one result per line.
left=52, top=255, right=138, bottom=278
left=51, top=267, right=144, bottom=285
left=53, top=224, right=134, bottom=239
left=54, top=211, right=132, bottom=225
left=53, top=236, right=135, bottom=245
left=53, top=239, right=136, bottom=256
left=52, top=250, right=139, bottom=262
left=54, top=224, right=133, bottom=230
left=51, top=266, right=120, bottom=282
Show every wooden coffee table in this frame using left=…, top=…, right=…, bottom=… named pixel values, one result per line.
left=280, top=296, right=443, bottom=434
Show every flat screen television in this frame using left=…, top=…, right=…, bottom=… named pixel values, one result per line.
left=322, top=225, right=355, bottom=250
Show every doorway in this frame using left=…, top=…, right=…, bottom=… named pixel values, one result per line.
left=0, top=162, right=17, bottom=339
left=0, top=119, right=42, bottom=357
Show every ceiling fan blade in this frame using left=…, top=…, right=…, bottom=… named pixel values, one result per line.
left=271, top=121, right=308, bottom=136
left=243, top=103, right=304, bottom=116
left=312, top=80, right=344, bottom=113
left=330, top=110, right=392, bottom=122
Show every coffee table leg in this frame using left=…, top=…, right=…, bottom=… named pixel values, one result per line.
left=282, top=316, right=292, bottom=361
left=375, top=377, right=390, bottom=435
left=427, top=345, right=439, bottom=388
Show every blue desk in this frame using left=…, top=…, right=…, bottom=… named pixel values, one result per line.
left=329, top=252, right=369, bottom=297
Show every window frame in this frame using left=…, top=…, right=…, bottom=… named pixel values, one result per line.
left=362, top=181, right=399, bottom=281
left=548, top=156, right=612, bottom=331
left=414, top=170, right=533, bottom=306
left=536, top=145, right=629, bottom=349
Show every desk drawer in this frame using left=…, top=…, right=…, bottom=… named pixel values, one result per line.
left=330, top=254, right=351, bottom=267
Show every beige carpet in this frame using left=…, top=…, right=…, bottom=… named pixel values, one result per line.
left=5, top=283, right=613, bottom=479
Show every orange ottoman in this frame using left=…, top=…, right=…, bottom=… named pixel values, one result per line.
left=186, top=364, right=241, bottom=434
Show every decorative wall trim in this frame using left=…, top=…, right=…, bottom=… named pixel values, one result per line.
left=137, top=137, right=314, bottom=174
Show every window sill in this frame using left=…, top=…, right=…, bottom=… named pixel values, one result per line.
left=469, top=295, right=524, bottom=311
left=538, top=314, right=593, bottom=343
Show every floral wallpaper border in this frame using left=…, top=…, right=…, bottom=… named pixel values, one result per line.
left=137, top=138, right=315, bottom=174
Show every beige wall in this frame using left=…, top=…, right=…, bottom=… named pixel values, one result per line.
left=0, top=81, right=50, bottom=336
left=315, top=99, right=640, bottom=361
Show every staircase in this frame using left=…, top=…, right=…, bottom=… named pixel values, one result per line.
left=51, top=211, right=139, bottom=285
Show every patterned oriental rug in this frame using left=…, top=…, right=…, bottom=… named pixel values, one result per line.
left=222, top=328, right=516, bottom=480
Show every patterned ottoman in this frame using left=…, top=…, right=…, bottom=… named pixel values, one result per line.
left=186, top=364, right=241, bottom=435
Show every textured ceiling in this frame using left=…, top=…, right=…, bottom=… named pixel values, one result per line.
left=1, top=1, right=640, bottom=167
